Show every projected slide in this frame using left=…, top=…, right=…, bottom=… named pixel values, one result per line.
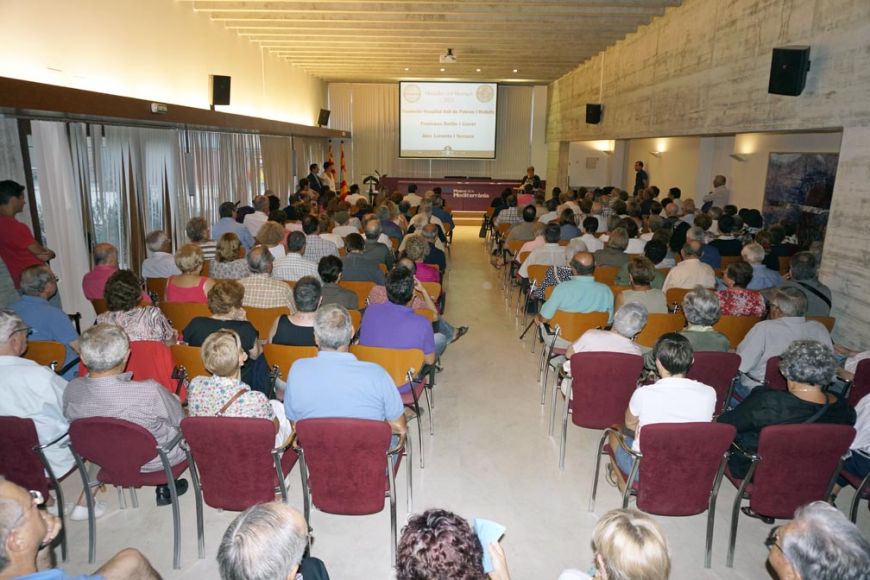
left=399, top=82, right=497, bottom=159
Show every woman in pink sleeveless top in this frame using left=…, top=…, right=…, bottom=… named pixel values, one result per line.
left=164, top=244, right=214, bottom=303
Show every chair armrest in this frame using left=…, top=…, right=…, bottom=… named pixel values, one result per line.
left=603, top=427, right=642, bottom=459
left=728, top=441, right=758, bottom=462
left=157, top=431, right=185, bottom=454
left=274, top=432, right=297, bottom=453
left=35, top=430, right=70, bottom=451
left=387, top=433, right=407, bottom=456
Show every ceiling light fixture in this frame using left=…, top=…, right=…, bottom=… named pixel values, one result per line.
left=649, top=150, right=663, bottom=158
left=476, top=68, right=481, bottom=72
left=440, top=67, right=445, bottom=72
left=404, top=67, right=409, bottom=71
left=729, top=153, right=749, bottom=162
left=512, top=69, right=518, bottom=73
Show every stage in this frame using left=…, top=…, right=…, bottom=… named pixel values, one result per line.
left=378, top=177, right=545, bottom=211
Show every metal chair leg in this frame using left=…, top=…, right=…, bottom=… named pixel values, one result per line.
left=187, top=451, right=205, bottom=559
left=388, top=466, right=397, bottom=566
left=549, top=372, right=564, bottom=436
left=559, top=392, right=571, bottom=469
left=405, top=438, right=413, bottom=514
left=705, top=455, right=728, bottom=568
left=72, top=451, right=97, bottom=565
left=116, top=487, right=126, bottom=509
left=424, top=387, right=434, bottom=436
left=589, top=431, right=608, bottom=511
left=129, top=487, right=139, bottom=508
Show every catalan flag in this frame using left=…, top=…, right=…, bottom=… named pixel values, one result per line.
left=339, top=141, right=349, bottom=198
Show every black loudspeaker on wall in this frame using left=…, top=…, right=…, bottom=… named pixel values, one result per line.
left=586, top=103, right=602, bottom=124
left=317, top=109, right=331, bottom=127
left=768, top=46, right=811, bottom=96
left=210, top=75, right=231, bottom=106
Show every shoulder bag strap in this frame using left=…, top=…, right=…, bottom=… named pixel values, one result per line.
left=803, top=401, right=831, bottom=424
left=216, top=388, right=248, bottom=417
left=796, top=281, right=832, bottom=309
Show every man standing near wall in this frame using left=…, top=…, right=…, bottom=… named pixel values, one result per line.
left=702, top=175, right=731, bottom=210
left=633, top=161, right=648, bottom=195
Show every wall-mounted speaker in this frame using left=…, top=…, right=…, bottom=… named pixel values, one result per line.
left=586, top=103, right=602, bottom=124
left=317, top=108, right=331, bottom=127
left=210, top=75, right=231, bottom=106
left=769, top=46, right=810, bottom=96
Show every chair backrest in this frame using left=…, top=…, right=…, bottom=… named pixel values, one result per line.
left=637, top=423, right=736, bottom=516
left=284, top=280, right=297, bottom=290
left=170, top=344, right=210, bottom=382
left=350, top=345, right=424, bottom=387
left=778, top=256, right=790, bottom=274
left=182, top=417, right=293, bottom=511
left=517, top=251, right=530, bottom=265
left=496, top=223, right=510, bottom=236
left=665, top=287, right=692, bottom=310
left=23, top=341, right=66, bottom=370
left=263, top=344, right=318, bottom=381
left=348, top=309, right=362, bottom=330
left=713, top=315, right=760, bottom=349
left=378, top=263, right=389, bottom=275
left=295, top=418, right=393, bottom=515
left=125, top=341, right=178, bottom=395
left=506, top=240, right=524, bottom=255
left=750, top=424, right=855, bottom=518
left=609, top=285, right=630, bottom=300
left=593, top=266, right=619, bottom=287
left=550, top=311, right=610, bottom=343
left=90, top=298, right=108, bottom=315
left=687, top=352, right=742, bottom=414
left=414, top=308, right=438, bottom=323
left=146, top=278, right=168, bottom=303
left=339, top=281, right=376, bottom=308
left=807, top=316, right=835, bottom=333
left=246, top=306, right=291, bottom=339
left=68, top=418, right=159, bottom=487
left=720, top=256, right=742, bottom=270
left=764, top=356, right=788, bottom=391
left=569, top=352, right=644, bottom=428
left=0, top=417, right=52, bottom=495
left=159, top=302, right=211, bottom=332
left=525, top=265, right=550, bottom=286
left=421, top=282, right=441, bottom=301
left=848, top=358, right=870, bottom=407
left=634, top=313, right=686, bottom=348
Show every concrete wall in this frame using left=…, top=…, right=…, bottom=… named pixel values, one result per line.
left=547, top=0, right=870, bottom=344
left=0, top=0, right=327, bottom=126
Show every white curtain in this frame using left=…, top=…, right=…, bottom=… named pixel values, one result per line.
left=261, top=135, right=294, bottom=202
left=0, top=117, right=34, bottom=232
left=29, top=121, right=93, bottom=321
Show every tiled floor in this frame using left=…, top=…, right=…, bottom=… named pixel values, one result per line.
left=54, top=226, right=868, bottom=579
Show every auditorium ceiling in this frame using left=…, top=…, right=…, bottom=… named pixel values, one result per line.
left=186, top=0, right=681, bottom=83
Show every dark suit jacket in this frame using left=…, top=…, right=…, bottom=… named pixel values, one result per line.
left=363, top=240, right=394, bottom=270
left=320, top=283, right=360, bottom=310
left=307, top=172, right=323, bottom=194
left=341, top=253, right=386, bottom=285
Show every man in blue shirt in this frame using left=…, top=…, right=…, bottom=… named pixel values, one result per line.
left=285, top=304, right=407, bottom=440
left=0, top=477, right=160, bottom=579
left=11, top=265, right=79, bottom=378
left=431, top=195, right=455, bottom=230
left=212, top=201, right=255, bottom=251
left=742, top=242, right=782, bottom=291
left=536, top=252, right=614, bottom=349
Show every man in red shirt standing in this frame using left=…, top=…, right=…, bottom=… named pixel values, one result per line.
left=0, top=180, right=54, bottom=288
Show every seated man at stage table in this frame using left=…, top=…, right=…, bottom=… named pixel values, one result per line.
left=535, top=252, right=614, bottom=349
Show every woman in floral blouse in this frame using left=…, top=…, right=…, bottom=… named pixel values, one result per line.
left=187, top=329, right=291, bottom=447
left=96, top=270, right=176, bottom=344
left=210, top=233, right=250, bottom=280
left=718, top=261, right=766, bottom=318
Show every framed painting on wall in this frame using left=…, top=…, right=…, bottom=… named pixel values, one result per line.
left=762, top=152, right=839, bottom=249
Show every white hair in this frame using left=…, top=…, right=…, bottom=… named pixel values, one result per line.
left=740, top=242, right=765, bottom=265
left=0, top=309, right=24, bottom=344
left=313, top=304, right=353, bottom=350
left=79, top=324, right=130, bottom=371
left=613, top=303, right=648, bottom=338
left=782, top=501, right=870, bottom=580
left=0, top=476, right=25, bottom=571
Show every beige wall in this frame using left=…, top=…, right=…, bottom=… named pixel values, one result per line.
left=547, top=0, right=870, bottom=343
left=0, top=0, right=327, bottom=125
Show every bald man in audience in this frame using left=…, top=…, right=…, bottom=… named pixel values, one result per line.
left=661, top=240, right=716, bottom=292
left=362, top=219, right=394, bottom=270
left=239, top=245, right=295, bottom=310
left=82, top=243, right=119, bottom=300
left=536, top=252, right=614, bottom=349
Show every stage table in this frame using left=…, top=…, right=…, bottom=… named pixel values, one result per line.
left=379, top=177, right=545, bottom=211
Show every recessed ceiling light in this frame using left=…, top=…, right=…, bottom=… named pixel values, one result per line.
left=476, top=68, right=481, bottom=72
left=404, top=67, right=409, bottom=71
left=440, top=67, right=445, bottom=72
left=512, top=69, right=518, bottom=73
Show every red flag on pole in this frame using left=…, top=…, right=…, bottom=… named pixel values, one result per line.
left=339, top=141, right=349, bottom=199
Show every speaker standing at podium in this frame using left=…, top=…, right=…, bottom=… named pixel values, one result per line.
left=520, top=166, right=541, bottom=191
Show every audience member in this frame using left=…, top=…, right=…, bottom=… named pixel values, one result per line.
left=0, top=180, right=55, bottom=289
left=702, top=174, right=731, bottom=209
left=494, top=195, right=521, bottom=227
left=11, top=265, right=79, bottom=378
left=661, top=240, right=715, bottom=292
left=82, top=242, right=121, bottom=300
left=403, top=183, right=422, bottom=208
left=558, top=209, right=581, bottom=241
left=677, top=287, right=730, bottom=352
left=615, top=257, right=667, bottom=314
left=362, top=220, right=395, bottom=270
left=558, top=509, right=670, bottom=580
left=518, top=223, right=568, bottom=279
left=740, top=242, right=782, bottom=291
left=431, top=196, right=454, bottom=230
left=213, top=201, right=254, bottom=250
left=188, top=329, right=291, bottom=447
left=186, top=217, right=217, bottom=262
left=269, top=276, right=321, bottom=347
left=594, top=227, right=630, bottom=268
left=183, top=280, right=267, bottom=394
left=301, top=215, right=339, bottom=264
left=420, top=224, right=447, bottom=274
left=273, top=231, right=319, bottom=282
left=64, top=323, right=188, bottom=505
left=317, top=255, right=359, bottom=310
left=403, top=234, right=440, bottom=283
left=578, top=216, right=603, bottom=253
left=239, top=245, right=295, bottom=310
left=708, top=215, right=741, bottom=256
left=164, top=244, right=214, bottom=303
left=210, top=233, right=249, bottom=280
left=396, top=508, right=511, bottom=580
left=505, top=205, right=538, bottom=243
left=614, top=243, right=666, bottom=289
left=141, top=230, right=180, bottom=278
left=96, top=270, right=175, bottom=344
left=243, top=195, right=270, bottom=237
left=735, top=287, right=832, bottom=398
left=778, top=251, right=832, bottom=317
left=718, top=261, right=765, bottom=317
left=719, top=340, right=855, bottom=480
left=341, top=233, right=385, bottom=285
left=0, top=477, right=159, bottom=580
left=686, top=225, right=720, bottom=268
left=256, top=220, right=287, bottom=260
left=564, top=302, right=647, bottom=361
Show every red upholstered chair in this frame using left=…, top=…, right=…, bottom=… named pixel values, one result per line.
left=78, top=341, right=180, bottom=401
left=68, top=418, right=190, bottom=569
left=847, top=358, right=870, bottom=407
left=763, top=356, right=788, bottom=391
left=839, top=450, right=870, bottom=524
left=0, top=417, right=71, bottom=560
left=725, top=423, right=855, bottom=567
left=590, top=423, right=736, bottom=568
left=539, top=311, right=610, bottom=406
left=181, top=417, right=298, bottom=557
left=687, top=352, right=742, bottom=414
left=557, top=352, right=644, bottom=469
left=295, top=418, right=411, bottom=565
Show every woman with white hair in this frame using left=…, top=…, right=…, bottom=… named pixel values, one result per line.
left=559, top=508, right=671, bottom=580
left=741, top=242, right=782, bottom=291
left=565, top=302, right=648, bottom=360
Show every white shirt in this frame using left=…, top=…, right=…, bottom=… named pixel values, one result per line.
left=322, top=172, right=336, bottom=192
left=345, top=194, right=366, bottom=207
left=268, top=245, right=286, bottom=260
left=563, top=238, right=588, bottom=261
left=0, top=356, right=75, bottom=476
left=243, top=211, right=268, bottom=237
left=626, top=238, right=647, bottom=254
left=736, top=317, right=833, bottom=386
left=142, top=252, right=181, bottom=278
left=332, top=225, right=360, bottom=238
left=661, top=258, right=716, bottom=292
left=851, top=395, right=870, bottom=453
left=272, top=253, right=319, bottom=282
left=518, top=243, right=568, bottom=278
left=538, top=211, right=558, bottom=224
left=703, top=185, right=731, bottom=208
left=403, top=193, right=423, bottom=207
left=321, top=232, right=344, bottom=249
left=580, top=233, right=604, bottom=253
left=629, top=376, right=716, bottom=451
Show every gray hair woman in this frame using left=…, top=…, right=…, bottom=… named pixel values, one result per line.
left=679, top=286, right=730, bottom=353
left=718, top=340, right=856, bottom=482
